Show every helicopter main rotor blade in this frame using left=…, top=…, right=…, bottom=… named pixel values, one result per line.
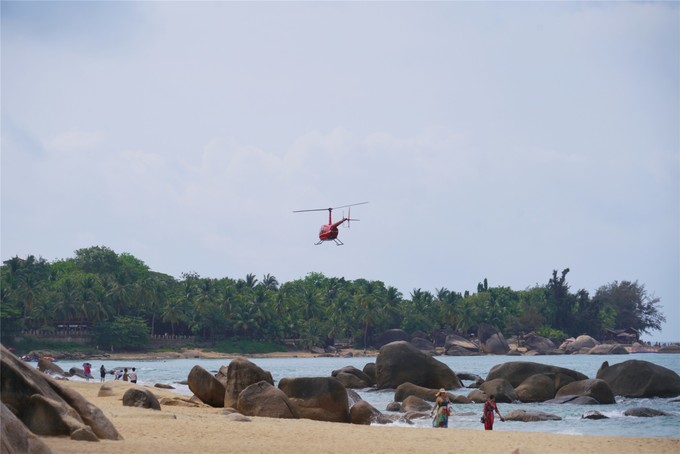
left=332, top=201, right=369, bottom=210
left=292, top=207, right=333, bottom=213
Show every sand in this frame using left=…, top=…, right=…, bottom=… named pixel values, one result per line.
left=38, top=380, right=679, bottom=454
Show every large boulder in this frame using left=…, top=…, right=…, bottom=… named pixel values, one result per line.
left=0, top=344, right=121, bottom=441
left=563, top=335, right=599, bottom=354
left=331, top=366, right=373, bottom=388
left=523, top=333, right=557, bottom=355
left=349, top=399, right=390, bottom=425
left=375, top=341, right=462, bottom=390
left=504, top=409, right=562, bottom=422
left=478, top=378, right=518, bottom=403
left=596, top=359, right=680, bottom=398
left=122, top=387, right=161, bottom=410
left=394, top=382, right=441, bottom=402
left=236, top=381, right=299, bottom=419
left=223, top=357, right=274, bottom=408
left=555, top=379, right=615, bottom=404
left=278, top=376, right=349, bottom=423
left=485, top=361, right=587, bottom=388
left=587, top=344, right=629, bottom=355
left=514, top=374, right=557, bottom=402
left=37, top=359, right=68, bottom=377
left=444, top=334, right=481, bottom=356
left=623, top=407, right=672, bottom=417
left=187, top=365, right=226, bottom=407
left=362, top=363, right=376, bottom=384
left=23, top=394, right=98, bottom=441
left=477, top=323, right=510, bottom=355
left=401, top=395, right=431, bottom=412
left=1, top=401, right=53, bottom=454
left=410, top=337, right=435, bottom=356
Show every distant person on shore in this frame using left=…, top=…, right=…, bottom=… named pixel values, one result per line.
left=114, top=368, right=123, bottom=380
left=482, top=394, right=504, bottom=430
left=83, top=363, right=92, bottom=382
left=123, top=368, right=129, bottom=381
left=431, top=388, right=451, bottom=428
left=100, top=365, right=106, bottom=382
left=129, top=367, right=138, bottom=384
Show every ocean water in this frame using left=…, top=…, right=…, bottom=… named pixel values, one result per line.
left=51, top=353, right=680, bottom=438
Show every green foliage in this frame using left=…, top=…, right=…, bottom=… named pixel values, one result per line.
left=209, top=338, right=286, bottom=354
left=0, top=248, right=668, bottom=352
left=92, top=316, right=150, bottom=351
left=536, top=327, right=567, bottom=343
left=11, top=336, right=99, bottom=355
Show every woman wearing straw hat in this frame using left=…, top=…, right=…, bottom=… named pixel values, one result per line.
left=431, top=388, right=451, bottom=428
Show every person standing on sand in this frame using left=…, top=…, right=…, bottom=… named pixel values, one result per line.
left=83, top=363, right=92, bottom=382
left=100, top=365, right=106, bottom=382
left=482, top=394, right=504, bottom=430
left=123, top=368, right=129, bottom=381
left=431, top=388, right=451, bottom=428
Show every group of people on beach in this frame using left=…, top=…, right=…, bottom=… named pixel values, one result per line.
left=96, top=365, right=138, bottom=383
left=431, top=389, right=504, bottom=430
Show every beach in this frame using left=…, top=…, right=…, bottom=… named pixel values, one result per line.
left=40, top=380, right=679, bottom=454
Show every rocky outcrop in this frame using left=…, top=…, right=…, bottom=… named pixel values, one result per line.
left=562, top=335, right=599, bottom=354
left=375, top=341, right=462, bottom=390
left=236, top=381, right=299, bottom=419
left=522, top=333, right=557, bottom=355
left=504, top=409, right=561, bottom=422
left=401, top=395, right=432, bottom=412
left=485, top=361, right=587, bottom=388
left=37, top=359, right=68, bottom=377
left=410, top=337, right=435, bottom=356
left=658, top=344, right=680, bottom=353
left=596, top=360, right=680, bottom=398
left=187, top=365, right=226, bottom=407
left=623, top=407, right=672, bottom=417
left=444, top=334, right=481, bottom=356
left=331, top=366, right=373, bottom=388
left=349, top=399, right=390, bottom=425
left=278, top=376, right=349, bottom=423
left=514, top=374, right=556, bottom=402
left=375, top=329, right=410, bottom=348
left=223, top=357, right=274, bottom=408
left=554, top=379, right=615, bottom=404
left=477, top=323, right=509, bottom=355
left=1, top=401, right=53, bottom=454
left=362, top=363, right=376, bottom=384
left=0, top=344, right=122, bottom=442
left=122, top=387, right=161, bottom=410
left=477, top=378, right=518, bottom=403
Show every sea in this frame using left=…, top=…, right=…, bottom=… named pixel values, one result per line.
left=51, top=353, right=680, bottom=438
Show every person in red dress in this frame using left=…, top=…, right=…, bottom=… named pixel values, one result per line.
left=482, top=394, right=505, bottom=430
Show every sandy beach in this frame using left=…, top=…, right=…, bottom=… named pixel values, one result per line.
left=39, top=380, right=679, bottom=454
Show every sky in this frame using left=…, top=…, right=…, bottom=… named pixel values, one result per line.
left=1, top=2, right=678, bottom=342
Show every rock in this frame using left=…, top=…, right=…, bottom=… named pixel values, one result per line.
left=1, top=402, right=53, bottom=454
left=523, top=333, right=557, bottom=355
left=478, top=378, right=518, bottom=403
left=582, top=410, right=608, bottom=419
left=394, top=382, right=441, bottom=402
left=331, top=366, right=373, bottom=388
left=0, top=344, right=122, bottom=441
left=346, top=389, right=362, bottom=407
left=504, top=409, right=561, bottom=422
left=375, top=341, right=462, bottom=390
left=545, top=395, right=600, bottom=405
left=555, top=379, right=615, bottom=404
left=278, top=376, right=349, bottom=423
left=154, top=383, right=175, bottom=389
left=68, top=367, right=87, bottom=379
left=187, top=364, right=226, bottom=407
left=444, top=334, right=480, bottom=356
left=362, top=363, right=376, bottom=384
left=159, top=397, right=206, bottom=407
left=386, top=402, right=401, bottom=411
left=401, top=395, right=432, bottom=412
left=596, top=359, right=680, bottom=398
left=237, top=381, right=299, bottom=419
left=515, top=374, right=556, bottom=402
left=223, top=357, right=274, bottom=409
left=623, top=407, right=672, bottom=417
left=456, top=372, right=484, bottom=387
left=122, top=387, right=161, bottom=410
left=563, top=335, right=599, bottom=354
left=478, top=323, right=510, bottom=355
left=410, top=337, right=435, bottom=356
left=223, top=412, right=251, bottom=422
left=485, top=361, right=587, bottom=388
left=37, top=359, right=67, bottom=377
left=587, top=344, right=629, bottom=355
left=349, top=400, right=386, bottom=425
left=97, top=384, right=115, bottom=397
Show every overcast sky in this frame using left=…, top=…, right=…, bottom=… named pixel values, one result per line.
left=2, top=2, right=678, bottom=342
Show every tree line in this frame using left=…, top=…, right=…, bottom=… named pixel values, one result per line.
left=0, top=246, right=666, bottom=351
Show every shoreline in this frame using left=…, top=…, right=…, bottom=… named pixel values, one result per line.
left=40, top=380, right=680, bottom=454
left=96, top=347, right=378, bottom=361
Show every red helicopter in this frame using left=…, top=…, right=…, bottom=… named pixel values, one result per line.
left=293, top=202, right=368, bottom=245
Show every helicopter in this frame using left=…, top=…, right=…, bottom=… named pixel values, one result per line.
left=293, top=202, right=368, bottom=245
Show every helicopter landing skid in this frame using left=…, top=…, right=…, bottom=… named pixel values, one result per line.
left=315, top=239, right=344, bottom=246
